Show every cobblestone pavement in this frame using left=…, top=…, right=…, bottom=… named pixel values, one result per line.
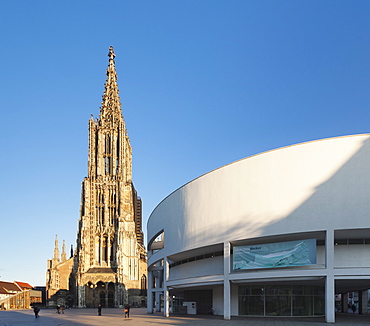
left=1, top=308, right=370, bottom=326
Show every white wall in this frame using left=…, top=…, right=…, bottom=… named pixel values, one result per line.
left=335, top=245, right=370, bottom=267
left=317, top=245, right=325, bottom=266
left=212, top=286, right=223, bottom=315
left=148, top=134, right=370, bottom=265
left=169, top=256, right=223, bottom=281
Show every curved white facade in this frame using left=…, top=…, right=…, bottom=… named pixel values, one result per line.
left=147, top=134, right=370, bottom=322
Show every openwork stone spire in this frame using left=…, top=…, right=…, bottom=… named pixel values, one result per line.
left=87, top=46, right=132, bottom=180
left=61, top=240, right=67, bottom=262
left=99, top=46, right=124, bottom=127
left=53, top=234, right=60, bottom=262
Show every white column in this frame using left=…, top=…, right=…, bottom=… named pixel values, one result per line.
left=163, top=257, right=170, bottom=317
left=326, top=276, right=335, bottom=323
left=223, top=241, right=231, bottom=320
left=147, top=271, right=153, bottom=314
left=325, top=229, right=335, bottom=323
left=164, top=288, right=170, bottom=317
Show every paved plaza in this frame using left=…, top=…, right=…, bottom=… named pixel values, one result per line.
left=1, top=308, right=370, bottom=326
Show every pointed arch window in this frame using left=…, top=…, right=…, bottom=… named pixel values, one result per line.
left=140, top=274, right=147, bottom=295
left=101, top=194, right=105, bottom=225
left=105, top=134, right=111, bottom=155
left=102, top=236, right=108, bottom=263
left=104, top=134, right=112, bottom=175
left=116, top=135, right=120, bottom=174
left=104, top=157, right=111, bottom=175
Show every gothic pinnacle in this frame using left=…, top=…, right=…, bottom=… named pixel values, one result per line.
left=54, top=234, right=60, bottom=261
left=99, top=46, right=123, bottom=125
left=108, top=46, right=116, bottom=61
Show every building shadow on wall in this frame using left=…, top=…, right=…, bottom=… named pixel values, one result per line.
left=182, top=136, right=370, bottom=259
left=262, top=137, right=370, bottom=238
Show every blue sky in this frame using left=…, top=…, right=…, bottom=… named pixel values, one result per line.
left=0, top=1, right=369, bottom=286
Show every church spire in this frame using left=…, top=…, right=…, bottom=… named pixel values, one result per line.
left=53, top=235, right=60, bottom=262
left=99, top=46, right=124, bottom=126
left=61, top=240, right=67, bottom=262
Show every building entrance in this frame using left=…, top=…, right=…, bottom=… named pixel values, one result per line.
left=238, top=284, right=324, bottom=316
left=85, top=282, right=116, bottom=307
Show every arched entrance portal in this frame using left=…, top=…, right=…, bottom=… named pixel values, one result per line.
left=97, top=282, right=116, bottom=307
left=85, top=281, right=116, bottom=307
left=108, top=284, right=115, bottom=307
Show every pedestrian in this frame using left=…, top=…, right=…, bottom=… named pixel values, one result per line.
left=98, top=304, right=102, bottom=316
left=56, top=305, right=61, bottom=314
left=124, top=304, right=130, bottom=318
left=351, top=303, right=356, bottom=313
left=33, top=306, right=40, bottom=318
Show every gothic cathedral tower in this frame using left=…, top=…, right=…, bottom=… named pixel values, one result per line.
left=75, top=47, right=147, bottom=308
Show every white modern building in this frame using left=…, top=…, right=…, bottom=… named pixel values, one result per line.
left=147, top=134, right=370, bottom=323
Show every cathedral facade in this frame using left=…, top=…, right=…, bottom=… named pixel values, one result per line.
left=46, top=47, right=147, bottom=308
left=46, top=236, right=74, bottom=307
